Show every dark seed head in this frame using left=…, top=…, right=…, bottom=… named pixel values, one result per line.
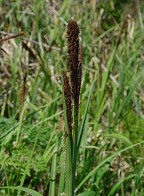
left=62, top=71, right=73, bottom=142
left=67, top=20, right=82, bottom=112
left=67, top=20, right=80, bottom=70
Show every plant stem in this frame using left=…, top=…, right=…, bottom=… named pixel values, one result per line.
left=72, top=107, right=79, bottom=195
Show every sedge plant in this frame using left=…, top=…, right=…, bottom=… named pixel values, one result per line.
left=62, top=20, right=82, bottom=196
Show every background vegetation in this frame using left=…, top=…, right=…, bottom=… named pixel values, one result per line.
left=0, top=0, right=144, bottom=195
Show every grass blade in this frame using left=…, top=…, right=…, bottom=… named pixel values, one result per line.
left=108, top=174, right=136, bottom=196
left=78, top=74, right=96, bottom=152
left=0, top=186, right=43, bottom=196
left=75, top=141, right=144, bottom=192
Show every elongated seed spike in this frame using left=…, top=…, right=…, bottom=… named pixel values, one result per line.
left=67, top=20, right=80, bottom=70
left=67, top=20, right=82, bottom=112
left=62, top=71, right=73, bottom=143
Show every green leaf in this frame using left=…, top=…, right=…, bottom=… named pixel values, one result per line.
left=75, top=141, right=144, bottom=192
left=49, top=139, right=58, bottom=196
left=77, top=191, right=95, bottom=196
left=108, top=174, right=136, bottom=196
left=0, top=186, right=43, bottom=196
left=95, top=164, right=109, bottom=188
left=105, top=133, right=133, bottom=146
left=78, top=74, right=96, bottom=152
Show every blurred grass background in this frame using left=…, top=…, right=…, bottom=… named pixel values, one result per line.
left=0, top=0, right=144, bottom=195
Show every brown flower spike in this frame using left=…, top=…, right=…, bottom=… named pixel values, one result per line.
left=67, top=20, right=82, bottom=113
left=62, top=71, right=73, bottom=142
left=63, top=20, right=81, bottom=192
left=63, top=20, right=82, bottom=144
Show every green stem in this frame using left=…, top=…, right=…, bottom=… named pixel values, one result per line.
left=72, top=107, right=79, bottom=195
left=66, top=135, right=73, bottom=195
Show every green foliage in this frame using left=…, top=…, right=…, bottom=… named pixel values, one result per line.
left=123, top=110, right=144, bottom=142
